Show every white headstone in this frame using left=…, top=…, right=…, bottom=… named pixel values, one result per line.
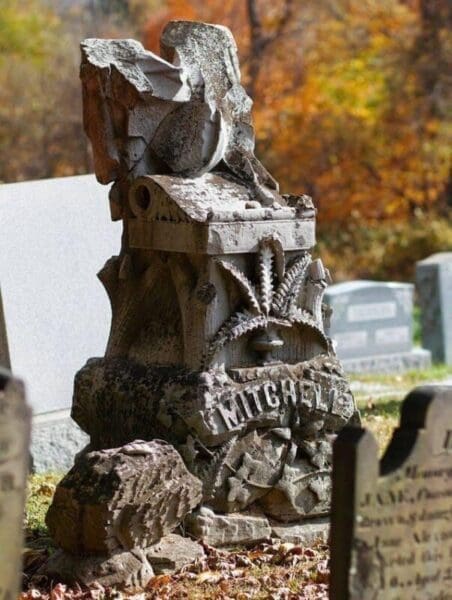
left=0, top=175, right=121, bottom=471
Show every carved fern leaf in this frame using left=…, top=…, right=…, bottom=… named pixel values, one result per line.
left=261, top=235, right=285, bottom=281
left=272, top=253, right=311, bottom=317
left=258, top=244, right=274, bottom=316
left=215, top=259, right=261, bottom=314
left=203, top=313, right=268, bottom=367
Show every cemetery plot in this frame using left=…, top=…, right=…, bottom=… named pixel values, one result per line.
left=0, top=371, right=31, bottom=600
left=330, top=385, right=452, bottom=600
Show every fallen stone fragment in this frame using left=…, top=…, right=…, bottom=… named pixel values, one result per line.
left=146, top=534, right=205, bottom=574
left=46, top=440, right=202, bottom=554
left=43, top=548, right=154, bottom=588
left=185, top=506, right=271, bottom=547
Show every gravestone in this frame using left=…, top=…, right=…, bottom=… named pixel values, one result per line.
left=0, top=174, right=121, bottom=471
left=416, top=252, right=452, bottom=365
left=0, top=370, right=31, bottom=600
left=44, top=22, right=359, bottom=586
left=324, top=280, right=431, bottom=373
left=0, top=289, right=10, bottom=370
left=330, top=385, right=452, bottom=600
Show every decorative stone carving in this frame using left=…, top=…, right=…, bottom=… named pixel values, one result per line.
left=46, top=20, right=359, bottom=585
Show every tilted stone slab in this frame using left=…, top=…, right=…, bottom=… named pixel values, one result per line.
left=0, top=370, right=31, bottom=600
left=46, top=440, right=202, bottom=555
left=330, top=385, right=452, bottom=599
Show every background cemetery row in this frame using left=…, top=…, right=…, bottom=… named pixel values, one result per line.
left=1, top=176, right=451, bottom=473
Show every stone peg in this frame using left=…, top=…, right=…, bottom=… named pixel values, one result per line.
left=46, top=440, right=202, bottom=555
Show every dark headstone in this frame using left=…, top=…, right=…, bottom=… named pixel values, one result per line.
left=0, top=370, right=31, bottom=600
left=0, top=288, right=10, bottom=370
left=330, top=385, right=452, bottom=599
left=325, top=280, right=431, bottom=373
left=416, top=252, right=452, bottom=365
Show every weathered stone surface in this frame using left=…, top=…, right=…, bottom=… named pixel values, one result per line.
left=146, top=534, right=205, bottom=574
left=416, top=252, right=452, bottom=365
left=43, top=548, right=154, bottom=589
left=270, top=517, right=330, bottom=545
left=0, top=371, right=31, bottom=600
left=330, top=385, right=452, bottom=600
left=46, top=440, right=202, bottom=554
left=185, top=506, right=271, bottom=547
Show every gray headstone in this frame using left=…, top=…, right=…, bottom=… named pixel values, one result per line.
left=324, top=280, right=431, bottom=373
left=0, top=371, right=31, bottom=600
left=416, top=252, right=452, bottom=365
left=330, top=385, right=452, bottom=600
left=0, top=175, right=120, bottom=471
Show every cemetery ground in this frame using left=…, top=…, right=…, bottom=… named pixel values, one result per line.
left=21, top=364, right=452, bottom=600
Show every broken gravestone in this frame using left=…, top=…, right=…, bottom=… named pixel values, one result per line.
left=45, top=21, right=359, bottom=585
left=0, top=370, right=31, bottom=600
left=330, top=385, right=452, bottom=600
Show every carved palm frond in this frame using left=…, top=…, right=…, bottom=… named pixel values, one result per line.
left=203, top=312, right=268, bottom=367
left=262, top=235, right=285, bottom=281
left=257, top=244, right=273, bottom=316
left=272, top=253, right=311, bottom=317
left=215, top=259, right=261, bottom=314
left=289, top=308, right=329, bottom=346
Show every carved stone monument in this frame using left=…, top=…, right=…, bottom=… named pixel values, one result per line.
left=330, top=385, right=452, bottom=600
left=0, top=370, right=31, bottom=600
left=46, top=21, right=359, bottom=585
left=0, top=289, right=10, bottom=370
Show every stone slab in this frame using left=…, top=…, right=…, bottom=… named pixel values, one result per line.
left=0, top=174, right=121, bottom=413
left=325, top=280, right=415, bottom=360
left=341, top=348, right=431, bottom=375
left=330, top=385, right=452, bottom=600
left=270, top=517, right=330, bottom=545
left=31, top=411, right=88, bottom=473
left=416, top=252, right=452, bottom=365
left=0, top=371, right=31, bottom=600
left=185, top=507, right=272, bottom=547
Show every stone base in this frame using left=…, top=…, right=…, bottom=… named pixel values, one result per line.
left=186, top=507, right=329, bottom=548
left=270, top=517, right=329, bottom=545
left=341, top=348, right=431, bottom=375
left=41, top=534, right=205, bottom=588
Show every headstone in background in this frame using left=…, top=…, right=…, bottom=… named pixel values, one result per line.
left=324, top=280, right=431, bottom=373
left=416, top=252, right=452, bottom=365
left=0, top=288, right=10, bottom=370
left=0, top=175, right=121, bottom=471
left=0, top=370, right=31, bottom=600
left=330, top=385, right=452, bottom=600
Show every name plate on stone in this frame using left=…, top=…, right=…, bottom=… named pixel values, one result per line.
left=330, top=385, right=452, bottom=600
left=324, top=280, right=413, bottom=360
left=0, top=370, right=31, bottom=600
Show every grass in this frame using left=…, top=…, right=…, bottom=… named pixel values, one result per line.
left=350, top=362, right=452, bottom=389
